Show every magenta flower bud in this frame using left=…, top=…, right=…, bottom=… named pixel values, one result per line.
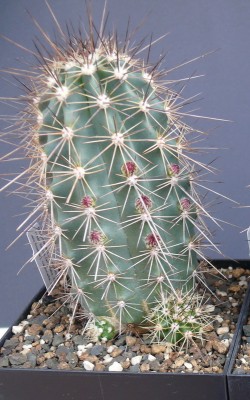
left=81, top=195, right=95, bottom=208
left=145, top=233, right=160, bottom=248
left=121, top=161, right=138, bottom=177
left=89, top=230, right=105, bottom=245
left=168, top=163, right=180, bottom=177
left=135, top=195, right=153, bottom=212
left=180, top=198, right=191, bottom=211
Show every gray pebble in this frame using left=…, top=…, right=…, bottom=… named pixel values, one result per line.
left=42, top=333, right=53, bottom=345
left=66, top=352, right=78, bottom=367
left=112, top=355, right=125, bottom=363
left=129, top=364, right=140, bottom=373
left=2, top=337, right=19, bottom=349
left=52, top=334, right=64, bottom=346
left=233, top=368, right=246, bottom=375
left=115, top=335, right=126, bottom=346
left=122, top=351, right=134, bottom=359
left=9, top=353, right=27, bottom=366
left=28, top=315, right=47, bottom=325
left=243, top=325, right=250, bottom=337
left=27, top=353, right=37, bottom=368
left=0, top=356, right=10, bottom=368
left=46, top=358, right=59, bottom=369
left=56, top=346, right=70, bottom=356
left=149, top=360, right=160, bottom=371
left=90, top=345, right=105, bottom=356
left=72, top=335, right=88, bottom=346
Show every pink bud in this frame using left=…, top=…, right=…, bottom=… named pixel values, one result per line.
left=81, top=195, right=95, bottom=208
left=135, top=195, right=152, bottom=212
left=145, top=233, right=160, bottom=248
left=121, top=161, right=138, bottom=177
left=168, top=163, right=180, bottom=176
left=180, top=198, right=191, bottom=211
left=89, top=230, right=105, bottom=245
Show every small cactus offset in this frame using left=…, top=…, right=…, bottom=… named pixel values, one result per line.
left=1, top=4, right=222, bottom=346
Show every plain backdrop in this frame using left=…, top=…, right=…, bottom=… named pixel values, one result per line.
left=0, top=0, right=250, bottom=327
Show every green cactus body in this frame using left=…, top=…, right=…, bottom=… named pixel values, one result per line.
left=34, top=45, right=198, bottom=330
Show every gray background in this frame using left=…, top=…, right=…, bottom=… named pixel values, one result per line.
left=0, top=0, right=250, bottom=327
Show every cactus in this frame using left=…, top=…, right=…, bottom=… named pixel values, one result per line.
left=0, top=5, right=222, bottom=345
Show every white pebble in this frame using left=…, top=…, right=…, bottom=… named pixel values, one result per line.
left=216, top=327, right=229, bottom=335
left=103, top=354, right=113, bottom=364
left=232, top=302, right=238, bottom=307
left=215, top=316, right=224, bottom=323
left=85, top=343, right=93, bottom=349
left=20, top=348, right=31, bottom=355
left=221, top=339, right=230, bottom=348
left=184, top=362, right=193, bottom=369
left=109, top=362, right=123, bottom=372
left=131, top=355, right=142, bottom=365
left=77, top=345, right=86, bottom=352
left=12, top=325, right=24, bottom=334
left=65, top=333, right=72, bottom=340
left=83, top=360, right=95, bottom=371
left=216, top=290, right=227, bottom=297
left=204, top=304, right=215, bottom=313
left=107, top=345, right=116, bottom=353
left=22, top=344, right=32, bottom=349
left=239, top=281, right=248, bottom=287
left=148, top=354, right=156, bottom=362
left=40, top=339, right=45, bottom=345
left=241, top=358, right=248, bottom=365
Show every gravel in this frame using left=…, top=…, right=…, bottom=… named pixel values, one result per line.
left=1, top=265, right=249, bottom=374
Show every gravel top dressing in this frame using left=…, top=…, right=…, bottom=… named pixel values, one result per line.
left=1, top=265, right=249, bottom=374
left=233, top=308, right=250, bottom=374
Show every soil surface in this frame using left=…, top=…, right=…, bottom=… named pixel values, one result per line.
left=1, top=264, right=249, bottom=373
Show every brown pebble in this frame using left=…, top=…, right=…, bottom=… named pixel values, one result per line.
left=44, top=352, right=55, bottom=360
left=140, top=363, right=150, bottom=372
left=229, top=284, right=241, bottom=293
left=35, top=344, right=42, bottom=352
left=151, top=344, right=166, bottom=354
left=174, top=358, right=185, bottom=368
left=54, top=325, right=65, bottom=333
left=140, top=344, right=151, bottom=354
left=232, top=268, right=246, bottom=278
left=44, top=304, right=57, bottom=314
left=31, top=302, right=41, bottom=311
left=36, top=355, right=46, bottom=365
left=28, top=324, right=43, bottom=336
left=84, top=355, right=98, bottom=363
left=121, top=360, right=131, bottom=369
left=94, top=363, right=105, bottom=371
left=125, top=336, right=137, bottom=347
left=212, top=340, right=228, bottom=355
left=111, top=348, right=123, bottom=357
left=57, top=362, right=71, bottom=370
left=203, top=325, right=214, bottom=332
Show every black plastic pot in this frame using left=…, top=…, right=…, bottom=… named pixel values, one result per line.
left=227, top=271, right=250, bottom=400
left=0, top=260, right=249, bottom=400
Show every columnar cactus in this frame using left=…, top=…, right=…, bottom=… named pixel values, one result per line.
left=1, top=6, right=219, bottom=344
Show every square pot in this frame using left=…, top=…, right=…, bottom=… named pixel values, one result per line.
left=227, top=269, right=250, bottom=400
left=0, top=260, right=249, bottom=400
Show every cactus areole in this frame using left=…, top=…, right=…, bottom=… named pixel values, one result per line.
left=1, top=8, right=219, bottom=343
